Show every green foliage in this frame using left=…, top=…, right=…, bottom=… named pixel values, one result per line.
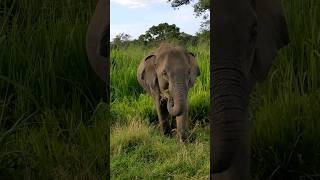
left=195, top=30, right=210, bottom=46
left=249, top=0, right=320, bottom=178
left=168, top=0, right=209, bottom=14
left=141, top=23, right=180, bottom=42
left=193, top=0, right=210, bottom=16
left=112, top=23, right=209, bottom=50
left=137, top=23, right=196, bottom=47
left=112, top=33, right=132, bottom=49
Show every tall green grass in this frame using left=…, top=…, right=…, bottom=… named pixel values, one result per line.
left=0, top=0, right=108, bottom=179
left=250, top=0, right=320, bottom=179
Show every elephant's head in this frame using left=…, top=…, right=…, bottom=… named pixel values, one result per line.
left=140, top=44, right=200, bottom=117
left=86, top=0, right=108, bottom=83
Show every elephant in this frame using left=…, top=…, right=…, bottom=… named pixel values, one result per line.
left=137, top=43, right=200, bottom=143
left=86, top=0, right=108, bottom=86
left=211, top=0, right=289, bottom=179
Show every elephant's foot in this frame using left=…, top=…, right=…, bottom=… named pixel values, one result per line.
left=169, top=128, right=188, bottom=143
left=178, top=130, right=188, bottom=143
left=170, top=128, right=187, bottom=143
left=160, top=120, right=171, bottom=136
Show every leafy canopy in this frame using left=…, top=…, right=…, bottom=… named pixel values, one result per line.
left=138, top=23, right=181, bottom=42
left=167, top=0, right=210, bottom=30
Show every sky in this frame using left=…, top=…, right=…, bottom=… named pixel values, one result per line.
left=110, top=0, right=204, bottom=41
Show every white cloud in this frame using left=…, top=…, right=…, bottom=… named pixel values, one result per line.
left=111, top=0, right=166, bottom=8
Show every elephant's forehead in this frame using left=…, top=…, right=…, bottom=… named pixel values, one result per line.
left=157, top=49, right=187, bottom=62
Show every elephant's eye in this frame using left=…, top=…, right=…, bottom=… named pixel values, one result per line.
left=162, top=71, right=168, bottom=79
left=187, top=69, right=191, bottom=75
left=162, top=71, right=167, bottom=77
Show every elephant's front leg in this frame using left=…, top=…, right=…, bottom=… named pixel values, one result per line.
left=175, top=108, right=188, bottom=143
left=155, top=97, right=171, bottom=136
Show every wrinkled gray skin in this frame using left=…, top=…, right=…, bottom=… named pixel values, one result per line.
left=137, top=44, right=200, bottom=143
left=86, top=0, right=108, bottom=84
left=211, top=0, right=289, bottom=179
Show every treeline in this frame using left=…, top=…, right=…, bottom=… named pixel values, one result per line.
left=111, top=23, right=210, bottom=49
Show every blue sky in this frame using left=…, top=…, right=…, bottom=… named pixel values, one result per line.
left=110, top=0, right=204, bottom=41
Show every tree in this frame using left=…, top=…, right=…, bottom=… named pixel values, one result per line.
left=138, top=23, right=181, bottom=43
left=168, top=0, right=209, bottom=14
left=179, top=32, right=197, bottom=45
left=137, top=23, right=196, bottom=46
left=112, top=33, right=131, bottom=44
left=112, top=33, right=131, bottom=49
left=167, top=0, right=210, bottom=30
left=195, top=29, right=209, bottom=45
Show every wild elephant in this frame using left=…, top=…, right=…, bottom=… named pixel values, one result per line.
left=211, top=0, right=289, bottom=179
left=137, top=43, right=200, bottom=143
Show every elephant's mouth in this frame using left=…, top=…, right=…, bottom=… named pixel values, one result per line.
left=160, top=89, right=170, bottom=101
left=160, top=90, right=175, bottom=107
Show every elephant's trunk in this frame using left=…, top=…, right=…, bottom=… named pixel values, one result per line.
left=167, top=82, right=187, bottom=117
left=211, top=62, right=250, bottom=176
left=211, top=1, right=257, bottom=178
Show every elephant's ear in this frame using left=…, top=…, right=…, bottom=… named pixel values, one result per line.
left=139, top=54, right=158, bottom=94
left=86, top=0, right=109, bottom=83
left=140, top=54, right=155, bottom=80
left=187, top=52, right=200, bottom=88
left=250, top=0, right=289, bottom=82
